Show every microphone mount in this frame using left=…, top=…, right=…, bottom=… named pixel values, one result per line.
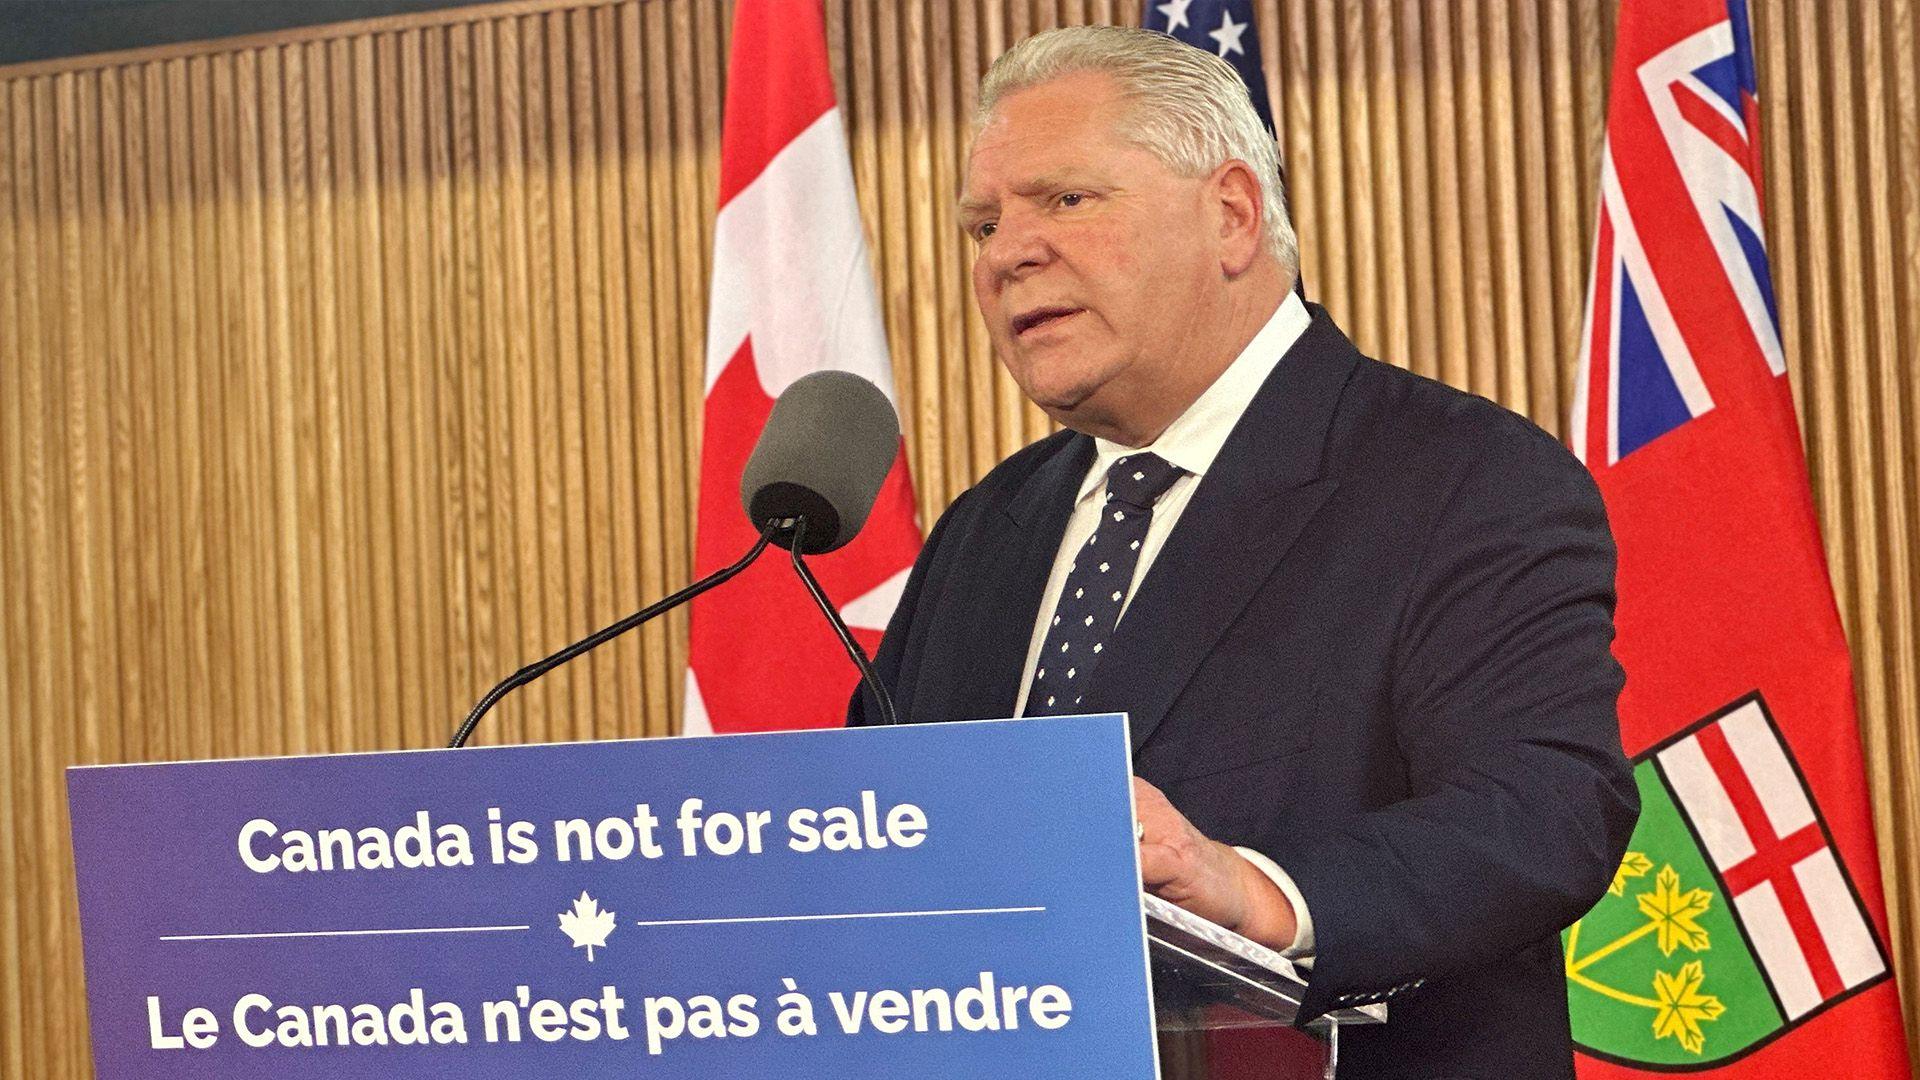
left=448, top=523, right=778, bottom=748
left=784, top=516, right=899, bottom=727
left=447, top=510, right=903, bottom=747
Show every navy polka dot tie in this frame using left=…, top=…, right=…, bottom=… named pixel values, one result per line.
left=1027, top=452, right=1186, bottom=716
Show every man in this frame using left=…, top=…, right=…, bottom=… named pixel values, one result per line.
left=849, top=26, right=1638, bottom=1078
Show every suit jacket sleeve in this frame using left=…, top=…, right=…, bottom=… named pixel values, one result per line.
left=1281, top=419, right=1640, bottom=1016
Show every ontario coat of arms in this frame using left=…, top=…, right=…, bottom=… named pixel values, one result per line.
left=1566, top=693, right=1891, bottom=1067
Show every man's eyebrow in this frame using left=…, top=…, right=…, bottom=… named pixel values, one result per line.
left=956, top=174, right=1087, bottom=218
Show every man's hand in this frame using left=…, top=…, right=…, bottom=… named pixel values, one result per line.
left=1134, top=776, right=1298, bottom=951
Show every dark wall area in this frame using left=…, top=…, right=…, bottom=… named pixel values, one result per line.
left=0, top=1, right=491, bottom=67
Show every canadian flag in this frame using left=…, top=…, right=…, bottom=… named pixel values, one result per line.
left=683, top=0, right=922, bottom=735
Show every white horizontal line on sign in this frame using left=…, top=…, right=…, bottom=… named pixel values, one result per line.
left=160, top=924, right=532, bottom=942
left=631, top=906, right=1047, bottom=928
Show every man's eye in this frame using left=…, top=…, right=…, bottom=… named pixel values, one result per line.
left=1059, top=192, right=1086, bottom=208
left=975, top=222, right=997, bottom=240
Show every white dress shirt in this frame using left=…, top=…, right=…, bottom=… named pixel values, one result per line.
left=1013, top=290, right=1318, bottom=959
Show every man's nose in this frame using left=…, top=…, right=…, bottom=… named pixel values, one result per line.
left=982, top=212, right=1051, bottom=283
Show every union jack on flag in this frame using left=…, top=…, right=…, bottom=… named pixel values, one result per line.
left=1571, top=0, right=1783, bottom=466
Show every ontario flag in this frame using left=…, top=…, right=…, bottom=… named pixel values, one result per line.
left=683, top=0, right=921, bottom=735
left=1565, top=1, right=1909, bottom=1075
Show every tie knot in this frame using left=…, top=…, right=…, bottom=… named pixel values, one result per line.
left=1104, top=452, right=1184, bottom=510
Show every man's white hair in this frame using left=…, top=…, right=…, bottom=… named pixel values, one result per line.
left=976, top=25, right=1298, bottom=272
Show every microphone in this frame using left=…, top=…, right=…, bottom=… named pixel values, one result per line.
left=740, top=370, right=901, bottom=554
left=447, top=369, right=903, bottom=747
left=739, top=370, right=902, bottom=726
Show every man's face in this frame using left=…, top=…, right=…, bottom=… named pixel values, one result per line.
left=961, top=71, right=1223, bottom=437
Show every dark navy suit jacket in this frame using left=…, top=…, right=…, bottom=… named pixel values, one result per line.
left=850, top=307, right=1639, bottom=1078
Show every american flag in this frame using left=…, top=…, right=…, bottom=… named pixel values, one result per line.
left=1140, top=0, right=1274, bottom=131
left=1142, top=0, right=1298, bottom=293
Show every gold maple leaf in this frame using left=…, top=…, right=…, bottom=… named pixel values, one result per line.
left=558, top=891, right=617, bottom=962
left=1610, top=851, right=1654, bottom=896
left=1650, top=961, right=1726, bottom=1055
left=1637, top=865, right=1712, bottom=956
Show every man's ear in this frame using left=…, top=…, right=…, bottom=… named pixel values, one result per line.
left=1211, top=159, right=1264, bottom=277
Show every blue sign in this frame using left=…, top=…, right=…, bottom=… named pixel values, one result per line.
left=68, top=715, right=1157, bottom=1078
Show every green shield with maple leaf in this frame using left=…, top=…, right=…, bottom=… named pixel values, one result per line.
left=1565, top=764, right=1783, bottom=1066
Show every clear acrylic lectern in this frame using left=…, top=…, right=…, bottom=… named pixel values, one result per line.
left=1145, top=894, right=1385, bottom=1080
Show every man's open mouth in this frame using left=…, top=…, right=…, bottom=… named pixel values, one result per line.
left=1012, top=306, right=1083, bottom=336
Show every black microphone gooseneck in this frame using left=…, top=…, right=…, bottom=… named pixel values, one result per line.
left=786, top=516, right=898, bottom=727
left=449, top=370, right=908, bottom=748
left=447, top=523, right=778, bottom=748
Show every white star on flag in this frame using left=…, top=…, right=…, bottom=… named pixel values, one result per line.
left=1209, top=10, right=1249, bottom=58
left=1155, top=0, right=1194, bottom=32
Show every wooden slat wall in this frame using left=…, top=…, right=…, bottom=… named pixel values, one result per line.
left=0, top=1, right=1914, bottom=1074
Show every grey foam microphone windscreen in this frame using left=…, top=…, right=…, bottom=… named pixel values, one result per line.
left=739, top=370, right=901, bottom=554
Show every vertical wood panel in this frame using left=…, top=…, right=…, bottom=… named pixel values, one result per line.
left=589, top=3, right=646, bottom=740
left=637, top=0, right=688, bottom=733
left=371, top=31, right=420, bottom=750
left=1391, top=1, right=1438, bottom=383
left=1422, top=2, right=1474, bottom=389
left=1884, top=0, right=1920, bottom=986
left=668, top=0, right=714, bottom=624
left=2, top=69, right=33, bottom=1080
left=1509, top=0, right=1555, bottom=424
left=611, top=3, right=661, bottom=738
left=209, top=52, right=250, bottom=761
left=1, top=1, right=1916, bottom=1073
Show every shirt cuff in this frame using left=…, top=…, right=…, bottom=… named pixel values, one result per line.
left=1233, top=846, right=1315, bottom=962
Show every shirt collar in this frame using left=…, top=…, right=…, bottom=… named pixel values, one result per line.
left=1076, top=289, right=1313, bottom=502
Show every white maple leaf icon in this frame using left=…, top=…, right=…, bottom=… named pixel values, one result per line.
left=558, top=891, right=616, bottom=961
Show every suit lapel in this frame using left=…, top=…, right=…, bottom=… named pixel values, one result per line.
left=942, top=434, right=1093, bottom=721
left=1087, top=308, right=1361, bottom=752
